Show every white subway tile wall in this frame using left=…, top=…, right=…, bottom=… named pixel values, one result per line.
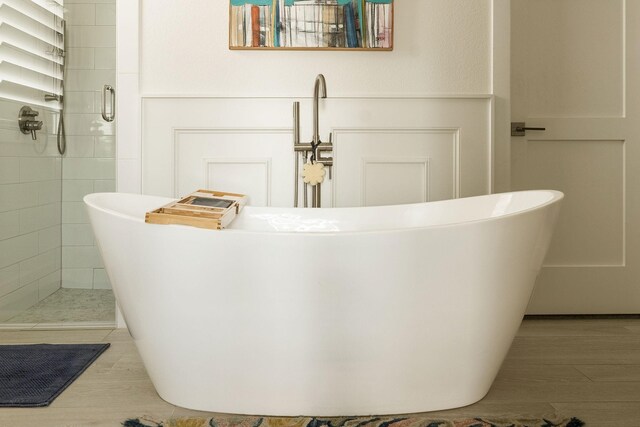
left=0, top=98, right=62, bottom=321
left=62, top=0, right=116, bottom=291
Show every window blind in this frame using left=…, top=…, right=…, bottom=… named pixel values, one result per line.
left=0, top=0, right=63, bottom=109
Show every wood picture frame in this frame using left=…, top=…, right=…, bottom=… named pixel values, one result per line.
left=229, top=0, right=394, bottom=51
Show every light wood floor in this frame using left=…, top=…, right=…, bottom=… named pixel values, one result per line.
left=1, top=318, right=639, bottom=427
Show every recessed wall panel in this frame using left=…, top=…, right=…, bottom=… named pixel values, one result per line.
left=512, top=139, right=624, bottom=266
left=512, top=0, right=624, bottom=118
left=363, top=160, right=429, bottom=207
left=206, top=160, right=270, bottom=207
left=334, top=129, right=457, bottom=207
left=174, top=129, right=292, bottom=206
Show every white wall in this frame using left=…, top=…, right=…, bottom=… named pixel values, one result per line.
left=118, top=1, right=500, bottom=198
left=140, top=0, right=492, bottom=97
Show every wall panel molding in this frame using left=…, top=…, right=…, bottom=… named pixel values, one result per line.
left=361, top=157, right=431, bottom=207
left=331, top=127, right=460, bottom=208
left=143, top=97, right=492, bottom=207
left=171, top=127, right=290, bottom=205
left=141, top=94, right=494, bottom=100
left=203, top=158, right=272, bottom=207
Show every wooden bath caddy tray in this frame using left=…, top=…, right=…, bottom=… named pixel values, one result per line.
left=145, top=190, right=247, bottom=230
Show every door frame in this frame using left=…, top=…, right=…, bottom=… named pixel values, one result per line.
left=492, top=0, right=512, bottom=194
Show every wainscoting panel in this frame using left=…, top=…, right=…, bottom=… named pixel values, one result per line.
left=205, top=159, right=271, bottom=207
left=362, top=158, right=430, bottom=207
left=142, top=97, right=491, bottom=207
left=175, top=129, right=291, bottom=206
left=333, top=128, right=458, bottom=207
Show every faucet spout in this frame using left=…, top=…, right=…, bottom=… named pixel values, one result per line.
left=312, top=74, right=327, bottom=147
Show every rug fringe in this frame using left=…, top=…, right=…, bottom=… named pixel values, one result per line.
left=124, top=416, right=585, bottom=427
left=123, top=416, right=164, bottom=427
left=122, top=420, right=153, bottom=427
left=565, top=418, right=585, bottom=427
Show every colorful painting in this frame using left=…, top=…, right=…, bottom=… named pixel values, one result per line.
left=229, top=0, right=393, bottom=50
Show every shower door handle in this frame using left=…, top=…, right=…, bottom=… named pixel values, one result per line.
left=102, top=85, right=115, bottom=122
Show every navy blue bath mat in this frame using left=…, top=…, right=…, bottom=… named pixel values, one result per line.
left=0, top=343, right=110, bottom=407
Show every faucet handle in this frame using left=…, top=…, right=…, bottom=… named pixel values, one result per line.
left=23, top=120, right=43, bottom=130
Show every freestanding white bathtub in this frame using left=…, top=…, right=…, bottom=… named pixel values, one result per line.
left=85, top=190, right=562, bottom=416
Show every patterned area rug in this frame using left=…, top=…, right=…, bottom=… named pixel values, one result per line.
left=124, top=415, right=585, bottom=427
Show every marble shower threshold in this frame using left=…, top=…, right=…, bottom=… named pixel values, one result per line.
left=1, top=288, right=116, bottom=329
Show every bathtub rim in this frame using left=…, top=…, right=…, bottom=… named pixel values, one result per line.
left=84, top=189, right=564, bottom=236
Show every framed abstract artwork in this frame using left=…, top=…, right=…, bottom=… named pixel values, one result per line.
left=229, top=0, right=394, bottom=50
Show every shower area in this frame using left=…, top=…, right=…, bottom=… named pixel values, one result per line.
left=0, top=0, right=116, bottom=327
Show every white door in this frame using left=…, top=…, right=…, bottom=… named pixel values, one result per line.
left=510, top=0, right=640, bottom=313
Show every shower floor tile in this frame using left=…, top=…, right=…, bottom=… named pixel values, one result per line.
left=4, top=288, right=115, bottom=325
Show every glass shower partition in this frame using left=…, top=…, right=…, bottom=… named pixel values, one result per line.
left=0, top=0, right=116, bottom=327
left=0, top=0, right=64, bottom=324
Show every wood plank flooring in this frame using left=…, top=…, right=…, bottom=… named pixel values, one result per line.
left=0, top=318, right=639, bottom=427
